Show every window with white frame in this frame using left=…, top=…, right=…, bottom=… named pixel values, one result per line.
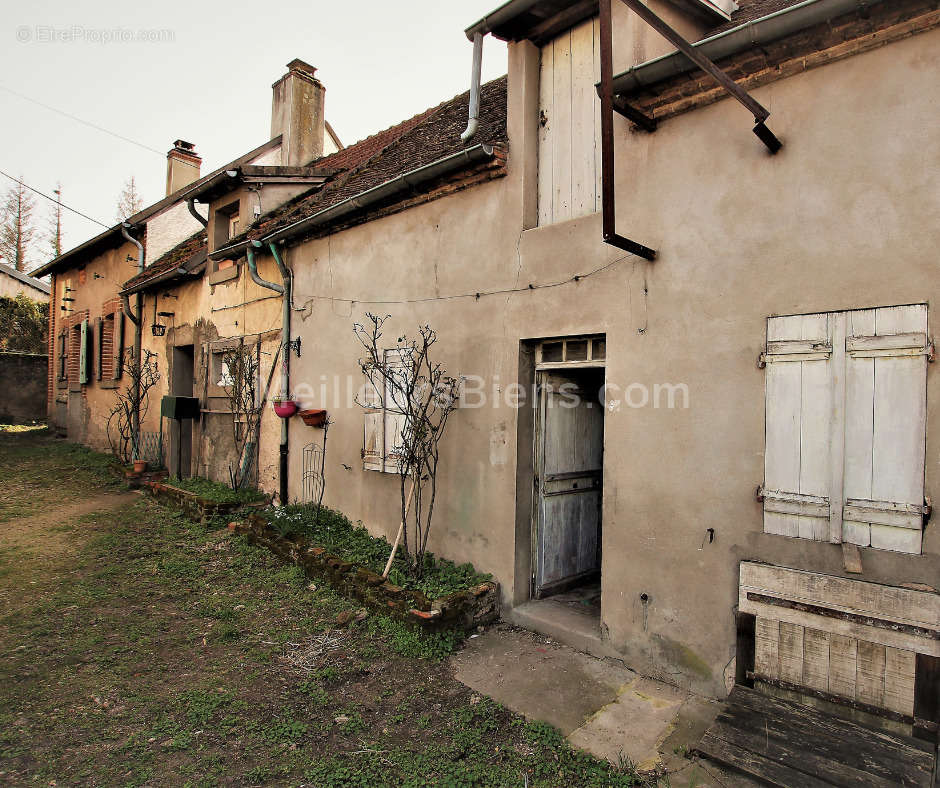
left=362, top=349, right=410, bottom=473
left=761, top=304, right=931, bottom=555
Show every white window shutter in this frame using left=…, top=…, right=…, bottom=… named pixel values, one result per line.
left=362, top=411, right=384, bottom=471
left=763, top=313, right=834, bottom=541
left=843, top=305, right=927, bottom=554
left=384, top=412, right=407, bottom=474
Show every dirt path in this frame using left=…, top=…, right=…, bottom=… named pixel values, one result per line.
left=0, top=489, right=139, bottom=554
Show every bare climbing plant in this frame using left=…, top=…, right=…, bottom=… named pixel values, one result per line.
left=107, top=348, right=161, bottom=464
left=354, top=314, right=462, bottom=578
left=219, top=342, right=261, bottom=490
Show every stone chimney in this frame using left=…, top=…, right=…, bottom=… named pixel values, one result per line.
left=271, top=59, right=325, bottom=166
left=166, top=140, right=201, bottom=196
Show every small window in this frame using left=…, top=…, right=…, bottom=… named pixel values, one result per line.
left=209, top=201, right=241, bottom=284
left=57, top=332, right=67, bottom=381
left=536, top=335, right=606, bottom=368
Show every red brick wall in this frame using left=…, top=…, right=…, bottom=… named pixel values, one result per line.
left=46, top=273, right=56, bottom=417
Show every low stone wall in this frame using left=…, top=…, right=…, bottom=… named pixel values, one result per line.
left=235, top=515, right=499, bottom=633
left=0, top=353, right=47, bottom=423
left=145, top=481, right=267, bottom=522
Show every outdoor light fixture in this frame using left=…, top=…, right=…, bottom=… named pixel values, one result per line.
left=289, top=337, right=302, bottom=357
left=151, top=324, right=167, bottom=337
left=93, top=272, right=104, bottom=280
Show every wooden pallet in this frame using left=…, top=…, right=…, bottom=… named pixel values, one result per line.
left=694, top=685, right=936, bottom=787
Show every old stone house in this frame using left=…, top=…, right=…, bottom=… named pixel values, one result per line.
left=34, top=0, right=939, bottom=743
left=32, top=60, right=342, bottom=464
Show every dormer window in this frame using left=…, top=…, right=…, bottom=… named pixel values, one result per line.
left=209, top=200, right=241, bottom=285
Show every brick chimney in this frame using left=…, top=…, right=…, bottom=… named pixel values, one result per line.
left=166, top=140, right=201, bottom=196
left=271, top=59, right=325, bottom=166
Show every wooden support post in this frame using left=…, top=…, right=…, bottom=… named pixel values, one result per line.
left=383, top=476, right=416, bottom=579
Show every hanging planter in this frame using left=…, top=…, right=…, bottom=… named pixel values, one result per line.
left=298, top=408, right=328, bottom=428
left=272, top=399, right=298, bottom=418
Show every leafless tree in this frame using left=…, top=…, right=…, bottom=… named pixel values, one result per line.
left=354, top=314, right=462, bottom=578
left=45, top=183, right=63, bottom=259
left=115, top=176, right=143, bottom=222
left=107, top=348, right=161, bottom=464
left=0, top=178, right=37, bottom=271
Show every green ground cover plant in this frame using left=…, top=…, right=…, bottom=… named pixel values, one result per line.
left=165, top=474, right=267, bottom=504
left=265, top=503, right=492, bottom=599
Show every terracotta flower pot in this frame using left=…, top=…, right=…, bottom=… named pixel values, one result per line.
left=133, top=459, right=147, bottom=473
left=298, top=408, right=328, bottom=427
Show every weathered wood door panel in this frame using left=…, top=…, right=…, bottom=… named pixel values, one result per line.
left=534, top=371, right=603, bottom=597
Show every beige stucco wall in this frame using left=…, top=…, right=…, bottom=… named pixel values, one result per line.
left=138, top=249, right=285, bottom=489
left=279, top=27, right=940, bottom=696
left=0, top=272, right=48, bottom=301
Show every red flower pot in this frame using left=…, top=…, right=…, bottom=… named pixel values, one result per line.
left=272, top=400, right=298, bottom=418
left=299, top=408, right=328, bottom=427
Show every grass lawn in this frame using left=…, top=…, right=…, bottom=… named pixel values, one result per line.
left=0, top=429, right=650, bottom=786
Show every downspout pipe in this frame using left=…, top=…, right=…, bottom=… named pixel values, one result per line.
left=248, top=240, right=291, bottom=504
left=120, top=222, right=144, bottom=459
left=246, top=241, right=284, bottom=293
left=460, top=32, right=485, bottom=142
left=268, top=241, right=292, bottom=506
left=187, top=197, right=208, bottom=228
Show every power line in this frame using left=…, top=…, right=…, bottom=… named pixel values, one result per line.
left=0, top=84, right=164, bottom=157
left=0, top=170, right=109, bottom=229
left=293, top=254, right=635, bottom=309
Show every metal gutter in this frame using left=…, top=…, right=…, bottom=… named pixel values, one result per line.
left=609, top=0, right=884, bottom=94
left=465, top=0, right=542, bottom=40
left=256, top=143, right=497, bottom=251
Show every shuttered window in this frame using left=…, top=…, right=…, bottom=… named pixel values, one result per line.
left=78, top=318, right=90, bottom=385
left=111, top=311, right=124, bottom=380
left=362, top=349, right=409, bottom=474
left=762, top=305, right=929, bottom=554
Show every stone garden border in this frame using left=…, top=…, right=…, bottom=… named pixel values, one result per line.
left=232, top=514, right=499, bottom=633
left=145, top=481, right=268, bottom=523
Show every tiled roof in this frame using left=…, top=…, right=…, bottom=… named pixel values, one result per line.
left=134, top=75, right=509, bottom=280
left=121, top=230, right=206, bottom=291
left=708, top=0, right=809, bottom=35
left=232, top=75, right=509, bottom=246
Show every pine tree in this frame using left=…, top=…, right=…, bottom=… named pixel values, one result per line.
left=0, top=178, right=37, bottom=272
left=115, top=176, right=143, bottom=222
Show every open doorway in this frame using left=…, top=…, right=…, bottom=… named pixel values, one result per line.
left=170, top=344, right=195, bottom=478
left=531, top=337, right=605, bottom=621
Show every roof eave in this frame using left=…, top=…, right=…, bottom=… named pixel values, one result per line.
left=609, top=0, right=879, bottom=94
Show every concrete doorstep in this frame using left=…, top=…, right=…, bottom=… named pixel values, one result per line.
left=451, top=624, right=752, bottom=786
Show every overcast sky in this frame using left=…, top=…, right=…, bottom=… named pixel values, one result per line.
left=0, top=0, right=508, bottom=266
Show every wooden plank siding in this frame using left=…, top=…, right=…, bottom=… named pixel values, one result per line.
left=538, top=18, right=602, bottom=225
left=764, top=305, right=928, bottom=554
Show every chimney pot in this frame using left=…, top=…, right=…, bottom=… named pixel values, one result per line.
left=166, top=140, right=201, bottom=196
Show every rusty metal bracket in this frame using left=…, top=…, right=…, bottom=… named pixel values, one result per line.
left=599, top=0, right=657, bottom=261
left=617, top=0, right=783, bottom=154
